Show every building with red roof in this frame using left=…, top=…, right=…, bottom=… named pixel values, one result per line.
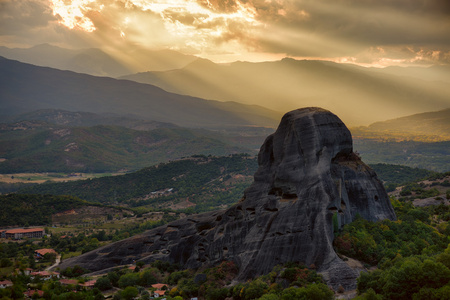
left=151, top=283, right=168, bottom=290
left=153, top=290, right=166, bottom=297
left=80, top=279, right=97, bottom=288
left=4, top=228, right=44, bottom=239
left=30, top=270, right=60, bottom=280
left=60, top=279, right=78, bottom=285
left=35, top=248, right=57, bottom=258
left=0, top=280, right=13, bottom=288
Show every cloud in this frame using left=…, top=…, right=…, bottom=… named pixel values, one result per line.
left=1, top=0, right=449, bottom=65
left=0, top=0, right=55, bottom=35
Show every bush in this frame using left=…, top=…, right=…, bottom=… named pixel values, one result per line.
left=94, top=277, right=112, bottom=291
left=118, top=272, right=140, bottom=288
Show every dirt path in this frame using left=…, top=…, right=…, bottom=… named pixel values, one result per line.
left=46, top=255, right=61, bottom=271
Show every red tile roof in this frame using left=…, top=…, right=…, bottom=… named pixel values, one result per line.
left=80, top=279, right=97, bottom=287
left=151, top=283, right=168, bottom=289
left=0, top=280, right=13, bottom=286
left=154, top=290, right=166, bottom=296
left=60, top=279, right=78, bottom=285
left=30, top=270, right=58, bottom=277
left=35, top=249, right=57, bottom=256
left=6, top=228, right=44, bottom=234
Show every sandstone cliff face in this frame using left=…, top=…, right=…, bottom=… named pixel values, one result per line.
left=57, top=107, right=396, bottom=289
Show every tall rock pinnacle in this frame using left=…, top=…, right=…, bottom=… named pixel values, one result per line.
left=56, top=107, right=396, bottom=289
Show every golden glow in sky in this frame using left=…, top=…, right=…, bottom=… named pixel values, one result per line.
left=50, top=0, right=98, bottom=32
left=1, top=0, right=450, bottom=65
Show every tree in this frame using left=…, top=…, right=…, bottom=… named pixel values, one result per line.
left=243, top=279, right=268, bottom=300
left=121, top=286, right=138, bottom=300
left=94, top=277, right=112, bottom=291
left=0, top=257, right=12, bottom=267
left=118, top=272, right=139, bottom=288
left=138, top=270, right=157, bottom=286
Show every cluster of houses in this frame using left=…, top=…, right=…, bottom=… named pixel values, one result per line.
left=1, top=246, right=174, bottom=299
left=0, top=228, right=45, bottom=239
left=1, top=275, right=171, bottom=299
left=1, top=257, right=174, bottom=299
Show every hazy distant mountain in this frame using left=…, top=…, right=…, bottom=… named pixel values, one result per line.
left=367, top=108, right=450, bottom=138
left=0, top=44, right=198, bottom=76
left=122, top=48, right=198, bottom=72
left=0, top=57, right=281, bottom=129
left=372, top=65, right=450, bottom=83
left=120, top=58, right=450, bottom=126
left=0, top=44, right=132, bottom=77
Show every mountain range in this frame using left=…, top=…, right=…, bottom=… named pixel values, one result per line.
left=0, top=56, right=280, bottom=129
left=119, top=58, right=450, bottom=126
left=0, top=44, right=198, bottom=76
left=2, top=44, right=449, bottom=127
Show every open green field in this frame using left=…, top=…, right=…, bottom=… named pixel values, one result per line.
left=0, top=172, right=123, bottom=184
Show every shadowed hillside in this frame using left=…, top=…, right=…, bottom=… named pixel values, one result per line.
left=0, top=57, right=280, bottom=129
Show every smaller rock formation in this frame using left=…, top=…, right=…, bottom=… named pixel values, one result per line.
left=57, top=107, right=396, bottom=290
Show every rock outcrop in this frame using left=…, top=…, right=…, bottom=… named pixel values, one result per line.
left=57, top=107, right=396, bottom=289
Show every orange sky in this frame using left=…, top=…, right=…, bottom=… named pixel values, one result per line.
left=1, top=0, right=450, bottom=66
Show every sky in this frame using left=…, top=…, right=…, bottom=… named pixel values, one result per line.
left=1, top=0, right=450, bottom=66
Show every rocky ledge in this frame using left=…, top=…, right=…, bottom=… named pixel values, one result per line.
left=57, top=107, right=396, bottom=290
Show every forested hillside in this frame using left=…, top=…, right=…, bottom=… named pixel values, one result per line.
left=0, top=122, right=251, bottom=173
left=16, top=156, right=438, bottom=215
left=335, top=200, right=450, bottom=299
left=0, top=194, right=91, bottom=226
left=18, top=155, right=258, bottom=212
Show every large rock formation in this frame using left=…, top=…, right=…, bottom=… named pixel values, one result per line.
left=57, top=107, right=396, bottom=289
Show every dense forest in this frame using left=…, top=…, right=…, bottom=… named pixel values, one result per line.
left=0, top=194, right=92, bottom=226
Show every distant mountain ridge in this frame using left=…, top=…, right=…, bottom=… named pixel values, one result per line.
left=0, top=44, right=132, bottom=77
left=0, top=57, right=281, bottom=129
left=0, top=44, right=199, bottom=76
left=351, top=108, right=450, bottom=142
left=368, top=108, right=450, bottom=137
left=120, top=57, right=450, bottom=126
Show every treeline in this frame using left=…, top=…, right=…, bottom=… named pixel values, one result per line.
left=0, top=194, right=92, bottom=226
left=18, top=155, right=258, bottom=212
left=369, top=163, right=435, bottom=189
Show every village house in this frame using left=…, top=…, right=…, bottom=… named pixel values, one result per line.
left=59, top=279, right=78, bottom=286
left=0, top=280, right=13, bottom=289
left=34, top=248, right=57, bottom=259
left=30, top=270, right=60, bottom=280
left=3, top=228, right=44, bottom=239
left=80, top=279, right=97, bottom=289
left=153, top=290, right=166, bottom=298
left=15, top=268, right=33, bottom=276
left=151, top=283, right=169, bottom=290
